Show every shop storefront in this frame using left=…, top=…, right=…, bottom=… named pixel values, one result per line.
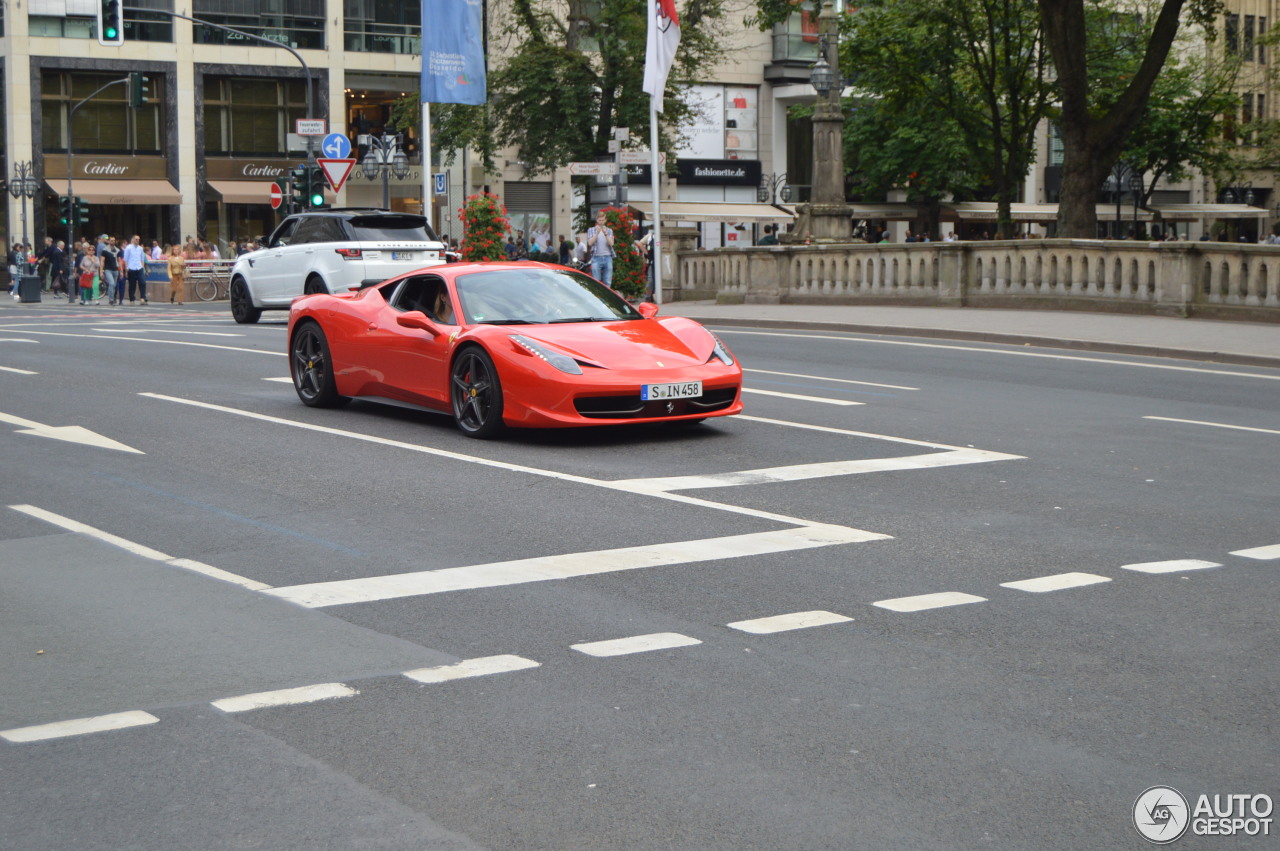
left=44, top=155, right=179, bottom=246
left=205, top=158, right=292, bottom=248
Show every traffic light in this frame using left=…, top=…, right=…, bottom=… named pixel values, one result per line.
left=57, top=196, right=71, bottom=227
left=288, top=164, right=307, bottom=214
left=97, top=0, right=124, bottom=45
left=128, top=72, right=150, bottom=108
left=307, top=164, right=329, bottom=209
left=75, top=197, right=90, bottom=226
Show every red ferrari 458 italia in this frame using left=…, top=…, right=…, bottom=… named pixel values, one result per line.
left=286, top=262, right=743, bottom=438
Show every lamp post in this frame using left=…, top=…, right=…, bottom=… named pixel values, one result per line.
left=361, top=126, right=411, bottom=211
left=788, top=0, right=853, bottom=244
left=758, top=173, right=791, bottom=205
left=6, top=161, right=39, bottom=264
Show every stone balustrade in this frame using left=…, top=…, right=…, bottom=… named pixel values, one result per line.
left=666, top=237, right=1280, bottom=321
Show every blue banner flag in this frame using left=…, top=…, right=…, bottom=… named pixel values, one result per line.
left=421, top=0, right=487, bottom=105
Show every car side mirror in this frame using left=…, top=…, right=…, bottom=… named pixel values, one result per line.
left=396, top=311, right=442, bottom=336
left=636, top=301, right=659, bottom=319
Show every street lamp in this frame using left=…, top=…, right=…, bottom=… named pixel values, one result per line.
left=758, top=173, right=791, bottom=204
left=792, top=0, right=853, bottom=242
left=361, top=126, right=411, bottom=211
left=6, top=161, right=39, bottom=267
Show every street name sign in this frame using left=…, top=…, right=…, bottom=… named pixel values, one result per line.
left=569, top=162, right=620, bottom=176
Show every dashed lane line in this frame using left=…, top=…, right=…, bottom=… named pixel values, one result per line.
left=743, top=368, right=918, bottom=391
left=211, top=683, right=358, bottom=714
left=873, top=592, right=988, bottom=613
left=1121, top=559, right=1222, bottom=574
left=571, top=632, right=702, bottom=658
left=0, top=365, right=37, bottom=374
left=1231, top=544, right=1280, bottom=560
left=1144, top=416, right=1280, bottom=436
left=741, top=388, right=863, bottom=406
left=404, top=655, right=540, bottom=684
left=999, top=572, right=1112, bottom=593
left=1, top=710, right=159, bottom=744
left=726, top=610, right=852, bottom=634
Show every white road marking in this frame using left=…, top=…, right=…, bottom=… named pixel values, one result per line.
left=0, top=338, right=39, bottom=344
left=1, top=710, right=158, bottom=743
left=263, top=376, right=293, bottom=383
left=0, top=328, right=281, bottom=356
left=873, top=592, right=987, bottom=612
left=744, top=368, right=917, bottom=390
left=742, top=388, right=863, bottom=406
left=614, top=448, right=1020, bottom=492
left=738, top=414, right=1021, bottom=452
left=0, top=365, right=37, bottom=374
left=726, top=610, right=852, bottom=634
left=91, top=328, right=244, bottom=337
left=211, top=683, right=357, bottom=713
left=1000, top=572, right=1112, bottom=593
left=0, top=410, right=144, bottom=453
left=1121, top=559, right=1221, bottom=574
left=1230, top=544, right=1280, bottom=560
left=8, top=505, right=272, bottom=591
left=264, top=525, right=886, bottom=607
left=403, top=655, right=540, bottom=683
left=140, top=393, right=889, bottom=530
left=1144, top=416, right=1280, bottom=436
left=717, top=329, right=1280, bottom=380
left=571, top=632, right=702, bottom=657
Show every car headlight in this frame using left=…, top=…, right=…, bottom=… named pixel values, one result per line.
left=707, top=331, right=735, bottom=366
left=510, top=334, right=583, bottom=375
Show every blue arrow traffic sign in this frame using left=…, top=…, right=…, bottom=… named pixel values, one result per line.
left=321, top=132, right=352, bottom=160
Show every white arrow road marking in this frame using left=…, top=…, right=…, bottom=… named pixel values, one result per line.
left=0, top=411, right=144, bottom=453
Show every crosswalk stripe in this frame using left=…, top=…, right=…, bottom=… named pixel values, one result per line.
left=1, top=710, right=159, bottom=743
left=404, top=655, right=540, bottom=683
left=571, top=633, right=701, bottom=657
left=726, top=610, right=852, bottom=634
left=873, top=592, right=987, bottom=612
left=999, top=572, right=1112, bottom=593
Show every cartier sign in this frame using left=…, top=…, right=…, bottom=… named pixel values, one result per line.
left=206, top=159, right=293, bottom=180
left=46, top=155, right=168, bottom=179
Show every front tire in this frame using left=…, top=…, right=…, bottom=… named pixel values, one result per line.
left=230, top=278, right=262, bottom=324
left=304, top=276, right=328, bottom=295
left=451, top=348, right=505, bottom=438
left=291, top=321, right=348, bottom=408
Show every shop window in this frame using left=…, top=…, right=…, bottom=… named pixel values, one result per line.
left=42, top=70, right=163, bottom=155
left=345, top=0, right=422, bottom=53
left=193, top=0, right=324, bottom=50
left=29, top=0, right=172, bottom=41
left=204, top=76, right=308, bottom=157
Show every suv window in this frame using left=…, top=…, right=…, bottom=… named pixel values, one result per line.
left=293, top=217, right=347, bottom=245
left=349, top=215, right=437, bottom=242
left=269, top=218, right=299, bottom=248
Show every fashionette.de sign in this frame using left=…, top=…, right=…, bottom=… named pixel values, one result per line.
left=677, top=158, right=762, bottom=186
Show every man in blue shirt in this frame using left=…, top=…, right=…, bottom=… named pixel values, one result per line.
left=121, top=235, right=148, bottom=304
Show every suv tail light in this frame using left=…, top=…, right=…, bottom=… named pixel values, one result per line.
left=335, top=248, right=362, bottom=260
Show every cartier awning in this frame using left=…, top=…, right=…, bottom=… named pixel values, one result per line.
left=45, top=179, right=181, bottom=205
left=628, top=201, right=796, bottom=223
left=208, top=180, right=279, bottom=205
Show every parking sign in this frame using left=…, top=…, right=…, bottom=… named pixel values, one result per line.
left=433, top=173, right=447, bottom=196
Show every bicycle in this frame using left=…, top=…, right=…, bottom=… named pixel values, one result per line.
left=193, top=263, right=232, bottom=301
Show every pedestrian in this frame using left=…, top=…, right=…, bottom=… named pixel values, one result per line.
left=758, top=224, right=779, bottom=246
left=150, top=239, right=164, bottom=261
left=123, top=235, right=148, bottom=303
left=77, top=245, right=100, bottom=306
left=586, top=211, right=616, bottom=285
left=167, top=244, right=186, bottom=304
left=504, top=234, right=517, bottom=260
left=573, top=234, right=588, bottom=267
left=100, top=236, right=121, bottom=304
left=558, top=234, right=573, bottom=265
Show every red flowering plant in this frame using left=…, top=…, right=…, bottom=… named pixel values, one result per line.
left=458, top=193, right=510, bottom=261
left=599, top=206, right=646, bottom=300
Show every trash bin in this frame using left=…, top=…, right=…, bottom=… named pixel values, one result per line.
left=18, top=274, right=42, bottom=303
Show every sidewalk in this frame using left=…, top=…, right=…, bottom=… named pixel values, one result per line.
left=660, top=301, right=1280, bottom=369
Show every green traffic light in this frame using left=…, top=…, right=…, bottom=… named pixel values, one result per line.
left=105, top=26, right=118, bottom=38
left=311, top=193, right=325, bottom=207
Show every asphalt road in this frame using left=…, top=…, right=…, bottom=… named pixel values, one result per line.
left=1, top=301, right=1276, bottom=849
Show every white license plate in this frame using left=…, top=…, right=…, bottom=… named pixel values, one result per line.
left=641, top=381, right=702, bottom=401
left=392, top=251, right=418, bottom=261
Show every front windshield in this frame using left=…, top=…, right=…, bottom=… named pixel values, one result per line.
left=456, top=266, right=642, bottom=325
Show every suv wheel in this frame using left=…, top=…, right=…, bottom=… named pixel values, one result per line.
left=230, top=278, right=262, bottom=324
left=304, top=276, right=328, bottom=296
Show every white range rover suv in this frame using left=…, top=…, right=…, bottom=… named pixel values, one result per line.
left=229, top=209, right=447, bottom=324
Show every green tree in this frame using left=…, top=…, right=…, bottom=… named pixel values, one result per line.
left=1039, top=0, right=1225, bottom=237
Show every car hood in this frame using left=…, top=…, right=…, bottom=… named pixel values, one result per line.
left=502, top=317, right=715, bottom=369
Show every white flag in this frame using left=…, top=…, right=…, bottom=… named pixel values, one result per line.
left=643, top=0, right=681, bottom=111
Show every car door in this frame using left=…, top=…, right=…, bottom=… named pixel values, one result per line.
left=364, top=274, right=457, bottom=410
left=248, top=218, right=299, bottom=303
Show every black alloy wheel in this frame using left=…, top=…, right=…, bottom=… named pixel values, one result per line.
left=291, top=321, right=347, bottom=408
left=230, top=278, right=262, bottom=324
left=451, top=347, right=505, bottom=438
left=304, top=276, right=327, bottom=295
